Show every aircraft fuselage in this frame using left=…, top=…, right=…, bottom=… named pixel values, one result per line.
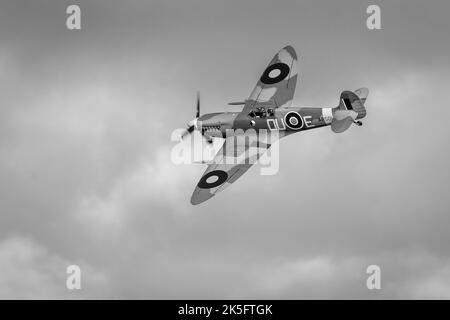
left=197, top=106, right=334, bottom=139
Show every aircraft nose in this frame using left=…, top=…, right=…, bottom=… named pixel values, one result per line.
left=187, top=118, right=198, bottom=129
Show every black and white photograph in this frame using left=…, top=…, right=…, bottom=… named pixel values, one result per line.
left=0, top=0, right=450, bottom=310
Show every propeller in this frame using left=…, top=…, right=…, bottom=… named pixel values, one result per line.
left=196, top=91, right=200, bottom=118
left=180, top=92, right=201, bottom=140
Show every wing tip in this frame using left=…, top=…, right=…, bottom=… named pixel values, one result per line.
left=282, top=45, right=297, bottom=60
left=190, top=197, right=202, bottom=205
left=190, top=190, right=214, bottom=205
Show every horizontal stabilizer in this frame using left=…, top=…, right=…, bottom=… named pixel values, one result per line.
left=331, top=116, right=353, bottom=133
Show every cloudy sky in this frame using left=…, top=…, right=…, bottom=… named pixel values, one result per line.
left=1, top=0, right=450, bottom=299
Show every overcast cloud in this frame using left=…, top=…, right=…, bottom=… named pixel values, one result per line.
left=0, top=0, right=450, bottom=299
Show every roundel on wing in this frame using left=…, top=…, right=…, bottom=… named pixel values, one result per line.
left=197, top=170, right=228, bottom=189
left=284, top=111, right=303, bottom=130
left=260, top=62, right=290, bottom=85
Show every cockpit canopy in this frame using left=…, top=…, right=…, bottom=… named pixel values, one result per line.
left=248, top=106, right=274, bottom=119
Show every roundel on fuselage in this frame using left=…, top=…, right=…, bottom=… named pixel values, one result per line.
left=260, top=62, right=290, bottom=85
left=284, top=111, right=303, bottom=130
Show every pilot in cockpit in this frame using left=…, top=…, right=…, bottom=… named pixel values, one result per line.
left=249, top=107, right=275, bottom=118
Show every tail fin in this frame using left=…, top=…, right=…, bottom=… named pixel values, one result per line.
left=331, top=89, right=368, bottom=133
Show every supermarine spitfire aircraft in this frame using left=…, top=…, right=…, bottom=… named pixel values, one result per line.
left=181, top=46, right=368, bottom=205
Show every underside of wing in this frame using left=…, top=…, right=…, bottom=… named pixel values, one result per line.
left=190, top=134, right=274, bottom=205
left=242, top=45, right=298, bottom=113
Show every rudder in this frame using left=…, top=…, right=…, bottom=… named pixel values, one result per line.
left=337, top=90, right=366, bottom=120
left=331, top=89, right=368, bottom=133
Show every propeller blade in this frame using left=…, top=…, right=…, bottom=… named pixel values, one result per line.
left=180, top=129, right=188, bottom=141
left=180, top=125, right=194, bottom=140
left=196, top=91, right=200, bottom=118
left=180, top=128, right=213, bottom=145
left=180, top=92, right=201, bottom=141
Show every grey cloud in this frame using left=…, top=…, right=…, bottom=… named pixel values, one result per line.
left=0, top=0, right=450, bottom=298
